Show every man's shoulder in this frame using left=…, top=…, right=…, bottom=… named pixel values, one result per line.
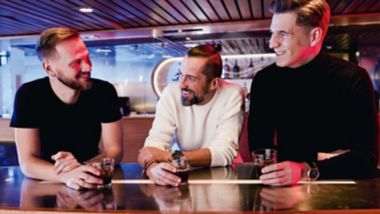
left=322, top=53, right=367, bottom=78
left=219, top=80, right=243, bottom=93
left=91, top=78, right=114, bottom=87
left=90, top=78, right=116, bottom=93
left=161, top=82, right=181, bottom=97
left=218, top=80, right=245, bottom=101
left=254, top=63, right=277, bottom=77
left=17, top=77, right=49, bottom=94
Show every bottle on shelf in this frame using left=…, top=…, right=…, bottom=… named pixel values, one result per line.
left=223, top=58, right=231, bottom=79
left=172, top=62, right=181, bottom=81
left=248, top=58, right=254, bottom=69
left=233, top=59, right=240, bottom=78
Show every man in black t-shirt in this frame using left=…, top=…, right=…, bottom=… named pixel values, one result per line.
left=248, top=0, right=378, bottom=186
left=10, top=27, right=123, bottom=190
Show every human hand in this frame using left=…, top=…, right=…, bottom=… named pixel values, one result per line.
left=259, top=185, right=305, bottom=210
left=59, top=165, right=103, bottom=190
left=146, top=162, right=181, bottom=186
left=138, top=147, right=172, bottom=169
left=260, top=161, right=306, bottom=186
left=56, top=188, right=104, bottom=210
left=51, top=151, right=81, bottom=174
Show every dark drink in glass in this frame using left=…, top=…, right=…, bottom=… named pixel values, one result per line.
left=100, top=165, right=113, bottom=185
left=251, top=149, right=277, bottom=179
left=91, top=158, right=115, bottom=188
left=175, top=168, right=190, bottom=185
left=172, top=151, right=191, bottom=185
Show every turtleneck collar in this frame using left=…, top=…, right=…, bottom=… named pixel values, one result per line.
left=275, top=51, right=326, bottom=74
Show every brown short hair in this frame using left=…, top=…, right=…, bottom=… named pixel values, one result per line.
left=36, top=27, right=80, bottom=61
left=269, top=0, right=330, bottom=39
left=187, top=44, right=222, bottom=82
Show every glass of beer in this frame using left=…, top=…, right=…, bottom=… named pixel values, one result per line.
left=251, top=149, right=277, bottom=179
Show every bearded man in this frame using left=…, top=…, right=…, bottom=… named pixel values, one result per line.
left=138, top=44, right=245, bottom=186
left=11, top=27, right=123, bottom=190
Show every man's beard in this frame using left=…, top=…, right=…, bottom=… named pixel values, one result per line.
left=181, top=89, right=204, bottom=106
left=57, top=75, right=92, bottom=91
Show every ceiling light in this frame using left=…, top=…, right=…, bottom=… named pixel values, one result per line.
left=95, top=48, right=112, bottom=53
left=79, top=7, right=94, bottom=13
left=184, top=43, right=198, bottom=48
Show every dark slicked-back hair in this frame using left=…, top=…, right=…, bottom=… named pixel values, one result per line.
left=187, top=44, right=223, bottom=82
left=36, top=27, right=80, bottom=61
left=269, top=0, right=330, bottom=39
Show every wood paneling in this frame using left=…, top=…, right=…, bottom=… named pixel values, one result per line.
left=0, top=118, right=13, bottom=143
left=121, top=116, right=154, bottom=162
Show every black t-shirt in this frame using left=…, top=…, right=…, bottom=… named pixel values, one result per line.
left=10, top=77, right=122, bottom=163
left=248, top=52, right=378, bottom=179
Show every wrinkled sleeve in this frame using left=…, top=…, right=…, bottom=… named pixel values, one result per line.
left=209, top=87, right=244, bottom=166
left=143, top=86, right=176, bottom=151
left=317, top=68, right=378, bottom=179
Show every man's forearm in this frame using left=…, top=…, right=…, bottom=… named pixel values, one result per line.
left=138, top=147, right=172, bottom=169
left=183, top=148, right=211, bottom=166
left=20, top=158, right=61, bottom=181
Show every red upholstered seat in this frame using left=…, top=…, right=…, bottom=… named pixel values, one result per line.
left=233, top=115, right=251, bottom=163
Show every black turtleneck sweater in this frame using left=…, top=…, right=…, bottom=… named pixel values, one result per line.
left=248, top=52, right=378, bottom=179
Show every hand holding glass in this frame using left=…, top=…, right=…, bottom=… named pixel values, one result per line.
left=90, top=158, right=115, bottom=188
left=251, top=149, right=277, bottom=178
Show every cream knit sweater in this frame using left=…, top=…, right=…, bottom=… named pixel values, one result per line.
left=144, top=80, right=244, bottom=166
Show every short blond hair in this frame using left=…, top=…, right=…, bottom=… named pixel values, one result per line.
left=36, top=27, right=80, bottom=61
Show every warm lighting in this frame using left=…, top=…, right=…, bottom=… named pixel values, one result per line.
left=79, top=7, right=94, bottom=13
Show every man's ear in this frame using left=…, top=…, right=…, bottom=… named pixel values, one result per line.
left=42, top=59, right=56, bottom=77
left=210, top=77, right=220, bottom=90
left=309, top=27, right=323, bottom=46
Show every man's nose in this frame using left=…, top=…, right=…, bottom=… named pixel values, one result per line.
left=269, top=34, right=280, bottom=49
left=179, top=75, right=187, bottom=89
left=81, top=60, right=92, bottom=72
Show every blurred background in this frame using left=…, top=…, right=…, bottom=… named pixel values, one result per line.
left=0, top=0, right=380, bottom=116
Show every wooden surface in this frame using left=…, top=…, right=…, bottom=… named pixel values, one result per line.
left=120, top=116, right=153, bottom=162
left=0, top=118, right=13, bottom=142
left=1, top=163, right=380, bottom=214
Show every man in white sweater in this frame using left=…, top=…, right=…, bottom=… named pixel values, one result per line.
left=138, top=44, right=245, bottom=186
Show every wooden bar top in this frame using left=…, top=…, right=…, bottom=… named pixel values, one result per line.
left=1, top=163, right=380, bottom=214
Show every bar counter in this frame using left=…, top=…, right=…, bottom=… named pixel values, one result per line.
left=1, top=163, right=380, bottom=214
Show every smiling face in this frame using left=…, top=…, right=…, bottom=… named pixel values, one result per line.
left=179, top=56, right=217, bottom=106
left=269, top=12, right=320, bottom=68
left=45, top=37, right=93, bottom=91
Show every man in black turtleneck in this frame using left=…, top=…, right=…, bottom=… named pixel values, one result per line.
left=248, top=0, right=378, bottom=186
